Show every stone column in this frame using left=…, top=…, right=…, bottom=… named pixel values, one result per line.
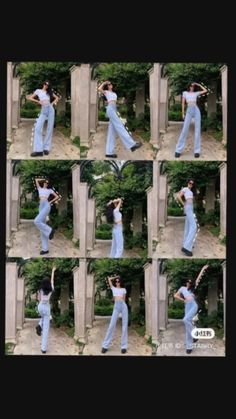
left=159, top=174, right=167, bottom=227
left=71, top=164, right=80, bottom=242
left=78, top=64, right=91, bottom=145
left=79, top=183, right=88, bottom=257
left=87, top=198, right=96, bottom=251
left=132, top=203, right=143, bottom=234
left=57, top=81, right=66, bottom=115
left=147, top=161, right=160, bottom=257
left=222, top=261, right=226, bottom=341
left=73, top=260, right=87, bottom=343
left=11, top=176, right=20, bottom=231
left=150, top=259, right=160, bottom=345
left=5, top=262, right=18, bottom=343
left=160, top=78, right=168, bottom=132
left=6, top=159, right=12, bottom=247
left=207, top=81, right=217, bottom=117
left=135, top=85, right=145, bottom=117
left=7, top=62, right=13, bottom=142
left=86, top=274, right=95, bottom=328
left=70, top=65, right=80, bottom=138
left=159, top=274, right=168, bottom=330
left=90, top=79, right=98, bottom=132
left=12, top=77, right=21, bottom=129
left=221, top=65, right=227, bottom=145
left=60, top=281, right=69, bottom=314
left=131, top=281, right=140, bottom=314
left=149, top=63, right=161, bottom=149
left=220, top=163, right=227, bottom=238
left=17, top=276, right=25, bottom=330
left=144, top=263, right=152, bottom=338
left=205, top=180, right=215, bottom=212
left=208, top=280, right=218, bottom=314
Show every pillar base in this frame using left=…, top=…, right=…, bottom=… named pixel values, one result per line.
left=72, top=237, right=79, bottom=244
left=5, top=337, right=17, bottom=345
left=150, top=139, right=160, bottom=150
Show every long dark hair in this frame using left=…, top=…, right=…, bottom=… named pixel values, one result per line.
left=40, top=278, right=52, bottom=295
left=43, top=81, right=54, bottom=103
left=187, top=178, right=196, bottom=196
left=187, top=82, right=197, bottom=92
left=113, top=275, right=125, bottom=288
left=106, top=202, right=115, bottom=223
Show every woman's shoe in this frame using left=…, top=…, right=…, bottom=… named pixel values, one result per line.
left=49, top=229, right=55, bottom=240
left=31, top=152, right=44, bottom=157
left=175, top=152, right=181, bottom=158
left=130, top=142, right=142, bottom=152
left=40, top=250, right=49, bottom=255
left=36, top=324, right=42, bottom=336
left=186, top=349, right=192, bottom=354
left=121, top=349, right=127, bottom=354
left=41, top=350, right=46, bottom=354
left=101, top=347, right=108, bottom=353
left=181, top=247, right=193, bottom=257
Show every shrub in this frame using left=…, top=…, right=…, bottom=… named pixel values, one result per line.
left=95, top=223, right=112, bottom=240
left=168, top=110, right=182, bottom=121
left=20, top=207, right=39, bottom=219
left=167, top=207, right=184, bottom=216
left=55, top=105, right=71, bottom=128
left=201, top=108, right=222, bottom=132
left=25, top=307, right=40, bottom=318
left=98, top=110, right=108, bottom=121
left=94, top=304, right=113, bottom=316
left=53, top=309, right=74, bottom=328
left=168, top=300, right=184, bottom=319
left=197, top=208, right=219, bottom=227
left=96, top=298, right=112, bottom=307
left=124, top=232, right=147, bottom=250
left=127, top=106, right=150, bottom=132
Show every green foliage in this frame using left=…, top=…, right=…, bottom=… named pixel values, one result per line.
left=95, top=223, right=112, bottom=240
left=124, top=231, right=147, bottom=250
left=197, top=208, right=220, bottom=227
left=198, top=302, right=223, bottom=337
left=220, top=236, right=226, bottom=245
left=80, top=146, right=89, bottom=158
left=202, top=107, right=222, bottom=132
left=94, top=303, right=113, bottom=316
left=127, top=106, right=150, bottom=132
left=207, top=226, right=220, bottom=237
left=98, top=109, right=108, bottom=121
left=20, top=101, right=40, bottom=118
left=130, top=299, right=145, bottom=325
left=132, top=325, right=146, bottom=337
left=167, top=207, right=183, bottom=216
left=55, top=105, right=71, bottom=128
left=168, top=102, right=182, bottom=121
left=25, top=307, right=40, bottom=318
left=20, top=208, right=38, bottom=219
left=72, top=136, right=80, bottom=147
left=5, top=343, right=15, bottom=355
left=168, top=300, right=185, bottom=319
left=53, top=308, right=74, bottom=328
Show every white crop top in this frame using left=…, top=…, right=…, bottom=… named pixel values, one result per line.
left=111, top=286, right=126, bottom=297
left=38, top=186, right=54, bottom=198
left=181, top=187, right=193, bottom=200
left=34, top=89, right=50, bottom=104
left=39, top=286, right=54, bottom=303
left=178, top=286, right=195, bottom=299
left=113, top=207, right=122, bottom=222
left=183, top=91, right=200, bottom=104
left=104, top=90, right=117, bottom=102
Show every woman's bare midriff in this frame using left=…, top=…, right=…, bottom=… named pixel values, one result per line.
left=40, top=198, right=48, bottom=201
left=114, top=221, right=122, bottom=225
left=187, top=102, right=196, bottom=106
left=185, top=198, right=193, bottom=204
left=114, top=297, right=124, bottom=301
left=108, top=100, right=117, bottom=104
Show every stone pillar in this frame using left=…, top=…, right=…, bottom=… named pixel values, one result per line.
left=144, top=263, right=152, bottom=338
left=57, top=82, right=66, bottom=115
left=147, top=161, right=160, bottom=257
left=71, top=164, right=80, bottom=242
left=132, top=203, right=143, bottom=234
left=73, top=261, right=87, bottom=343
left=5, top=262, right=18, bottom=343
left=6, top=159, right=12, bottom=247
left=221, top=65, right=227, bottom=145
left=79, top=183, right=88, bottom=257
left=205, top=181, right=215, bottom=212
left=11, top=176, right=20, bottom=231
left=86, top=274, right=95, bottom=328
left=12, top=77, right=21, bottom=129
left=70, top=65, right=80, bottom=138
left=208, top=280, right=218, bottom=314
left=131, top=281, right=140, bottom=314
left=150, top=259, right=160, bottom=345
left=159, top=274, right=168, bottom=330
left=135, top=85, right=145, bottom=117
left=7, top=62, right=13, bottom=142
left=220, top=163, right=227, bottom=238
left=149, top=63, right=161, bottom=149
left=58, top=180, right=68, bottom=215
left=17, top=276, right=25, bottom=330
left=78, top=64, right=91, bottom=145
left=160, top=78, right=168, bottom=132
left=222, top=261, right=226, bottom=341
left=207, top=81, right=217, bottom=117
left=60, top=281, right=69, bottom=314
left=90, top=79, right=98, bottom=132
left=159, top=174, right=167, bottom=227
left=87, top=198, right=96, bottom=251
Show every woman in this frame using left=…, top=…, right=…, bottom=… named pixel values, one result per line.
left=36, top=265, right=56, bottom=354
left=177, top=179, right=197, bottom=257
left=34, top=178, right=59, bottom=255
left=106, top=197, right=124, bottom=258
left=174, top=264, right=209, bottom=354
left=175, top=82, right=207, bottom=158
left=98, top=80, right=142, bottom=158
left=28, top=81, right=60, bottom=157
left=101, top=275, right=128, bottom=354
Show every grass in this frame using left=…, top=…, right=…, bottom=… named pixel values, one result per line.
left=139, top=248, right=148, bottom=258
left=72, top=136, right=80, bottom=148
left=56, top=125, right=71, bottom=138
left=135, top=130, right=150, bottom=142
left=214, top=328, right=224, bottom=339
left=208, top=225, right=220, bottom=237
left=211, top=130, right=223, bottom=142
left=62, top=227, right=73, bottom=241
left=64, top=326, right=75, bottom=338
left=5, top=342, right=15, bottom=355
left=80, top=146, right=89, bottom=158
left=220, top=236, right=226, bottom=245
left=131, top=324, right=145, bottom=337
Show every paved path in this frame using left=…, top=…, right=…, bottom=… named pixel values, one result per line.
left=154, top=216, right=226, bottom=259
left=86, top=123, right=153, bottom=160
left=88, top=239, right=143, bottom=258
left=156, top=122, right=226, bottom=161
left=83, top=316, right=152, bottom=356
left=8, top=220, right=81, bottom=258
left=156, top=319, right=225, bottom=356
left=8, top=119, right=80, bottom=159
left=13, top=319, right=79, bottom=355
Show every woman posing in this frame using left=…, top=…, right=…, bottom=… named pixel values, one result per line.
left=106, top=197, right=124, bottom=258
left=177, top=179, right=197, bottom=257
